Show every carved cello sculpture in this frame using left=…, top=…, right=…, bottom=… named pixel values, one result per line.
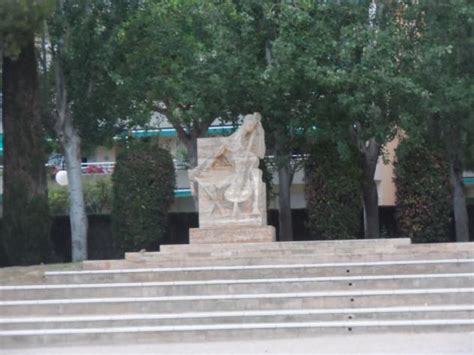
left=189, top=113, right=266, bottom=226
left=224, top=120, right=258, bottom=216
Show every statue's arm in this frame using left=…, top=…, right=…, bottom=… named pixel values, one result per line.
left=189, top=143, right=229, bottom=180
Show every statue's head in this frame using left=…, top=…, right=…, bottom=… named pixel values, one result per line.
left=243, top=112, right=262, bottom=133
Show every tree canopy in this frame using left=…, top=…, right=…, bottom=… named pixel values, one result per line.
left=115, top=0, right=244, bottom=166
left=0, top=0, right=54, bottom=58
left=399, top=0, right=474, bottom=241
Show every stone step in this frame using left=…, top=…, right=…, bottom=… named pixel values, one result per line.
left=45, top=259, right=474, bottom=284
left=1, top=288, right=472, bottom=317
left=1, top=306, right=473, bottom=331
left=126, top=246, right=474, bottom=259
left=94, top=240, right=474, bottom=270
left=126, top=245, right=439, bottom=263
left=89, top=250, right=474, bottom=270
left=2, top=240, right=473, bottom=349
left=152, top=239, right=474, bottom=257
left=2, top=319, right=474, bottom=348
left=153, top=238, right=412, bottom=255
left=2, top=273, right=473, bottom=301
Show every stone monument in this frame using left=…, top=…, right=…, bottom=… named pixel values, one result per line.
left=188, top=113, right=276, bottom=243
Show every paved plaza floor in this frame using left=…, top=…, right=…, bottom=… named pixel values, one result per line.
left=3, top=332, right=473, bottom=354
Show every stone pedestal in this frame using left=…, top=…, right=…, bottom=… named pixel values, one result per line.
left=189, top=225, right=276, bottom=244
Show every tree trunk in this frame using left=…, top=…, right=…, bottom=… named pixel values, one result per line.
left=277, top=154, right=294, bottom=241
left=1, top=35, right=52, bottom=264
left=170, top=120, right=204, bottom=169
left=448, top=149, right=470, bottom=242
left=61, top=124, right=88, bottom=261
left=275, top=144, right=293, bottom=241
left=362, top=139, right=381, bottom=239
left=185, top=135, right=199, bottom=168
left=54, top=51, right=88, bottom=262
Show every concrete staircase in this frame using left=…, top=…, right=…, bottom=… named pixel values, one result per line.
left=1, top=238, right=473, bottom=348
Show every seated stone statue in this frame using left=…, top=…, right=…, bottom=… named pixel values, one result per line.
left=189, top=113, right=267, bottom=227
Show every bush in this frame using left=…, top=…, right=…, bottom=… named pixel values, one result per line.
left=49, top=178, right=113, bottom=215
left=1, top=182, right=55, bottom=265
left=304, top=141, right=362, bottom=240
left=49, top=187, right=69, bottom=215
left=111, top=140, right=176, bottom=253
left=84, top=179, right=112, bottom=214
left=394, top=139, right=452, bottom=243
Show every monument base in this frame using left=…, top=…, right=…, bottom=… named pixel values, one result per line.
left=189, top=225, right=276, bottom=244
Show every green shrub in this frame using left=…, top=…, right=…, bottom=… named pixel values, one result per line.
left=111, top=140, right=176, bottom=253
left=84, top=179, right=112, bottom=215
left=394, top=139, right=452, bottom=243
left=1, top=182, right=55, bottom=265
left=49, top=187, right=69, bottom=215
left=304, top=141, right=362, bottom=240
left=49, top=179, right=113, bottom=216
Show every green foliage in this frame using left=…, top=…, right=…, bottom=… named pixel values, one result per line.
left=397, top=1, right=473, bottom=241
left=394, top=139, right=452, bottom=243
left=48, top=187, right=69, bottom=216
left=1, top=182, right=54, bottom=265
left=112, top=141, right=176, bottom=253
left=0, top=0, right=53, bottom=58
left=115, top=0, right=243, bottom=153
left=84, top=179, right=113, bottom=215
left=46, top=1, right=145, bottom=148
left=304, top=141, right=362, bottom=240
left=49, top=179, right=113, bottom=215
left=412, top=1, right=474, bottom=120
left=400, top=0, right=474, bottom=168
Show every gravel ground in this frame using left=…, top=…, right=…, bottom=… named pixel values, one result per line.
left=2, top=332, right=473, bottom=355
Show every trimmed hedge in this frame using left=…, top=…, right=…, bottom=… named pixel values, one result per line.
left=111, top=140, right=176, bottom=254
left=394, top=139, right=452, bottom=243
left=304, top=141, right=362, bottom=240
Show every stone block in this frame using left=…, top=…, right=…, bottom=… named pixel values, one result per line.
left=189, top=225, right=276, bottom=244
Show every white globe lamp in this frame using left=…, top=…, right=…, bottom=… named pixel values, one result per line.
left=55, top=170, right=69, bottom=186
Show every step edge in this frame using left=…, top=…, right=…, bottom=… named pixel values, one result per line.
left=2, top=287, right=474, bottom=306
left=2, top=319, right=474, bottom=336
left=46, top=259, right=474, bottom=276
left=2, top=305, right=474, bottom=324
left=2, top=273, right=474, bottom=290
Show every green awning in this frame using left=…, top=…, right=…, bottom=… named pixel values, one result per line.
left=174, top=189, right=192, bottom=197
left=131, top=125, right=235, bottom=139
left=464, top=177, right=474, bottom=185
left=0, top=127, right=236, bottom=157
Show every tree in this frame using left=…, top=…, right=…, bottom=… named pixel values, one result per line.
left=404, top=0, right=473, bottom=242
left=0, top=0, right=55, bottom=265
left=115, top=0, right=243, bottom=168
left=118, top=1, right=350, bottom=241
left=327, top=0, right=419, bottom=239
left=228, top=0, right=327, bottom=241
left=46, top=0, right=141, bottom=261
left=230, top=1, right=388, bottom=241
